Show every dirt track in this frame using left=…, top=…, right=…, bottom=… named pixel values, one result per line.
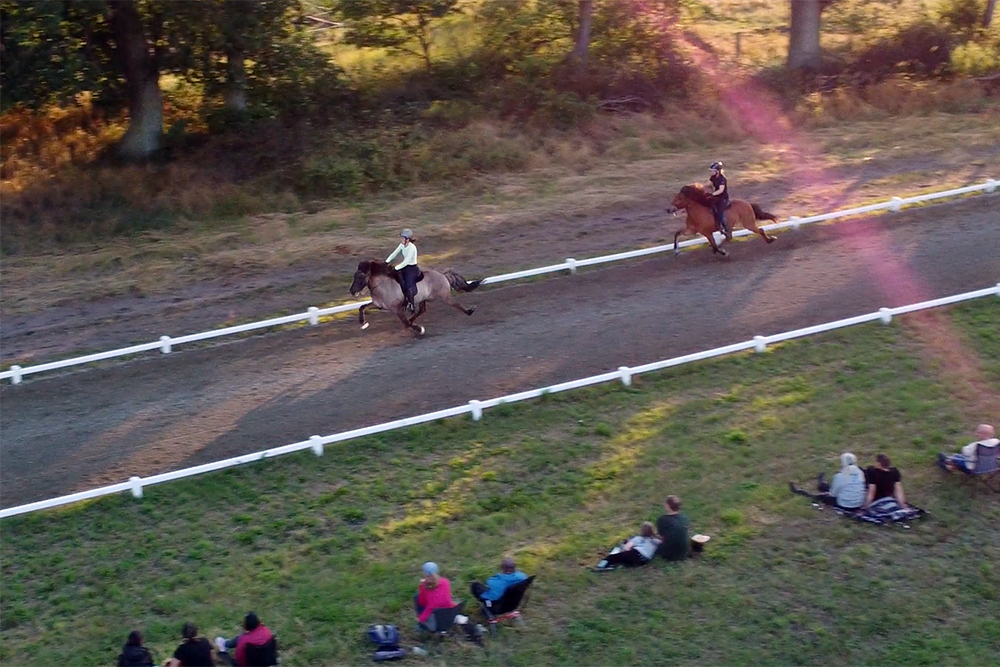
left=2, top=196, right=998, bottom=506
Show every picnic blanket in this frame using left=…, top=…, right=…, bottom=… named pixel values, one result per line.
left=836, top=497, right=926, bottom=526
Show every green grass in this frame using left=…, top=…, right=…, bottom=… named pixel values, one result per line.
left=2, top=300, right=999, bottom=666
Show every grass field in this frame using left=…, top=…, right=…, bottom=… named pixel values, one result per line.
left=2, top=299, right=998, bottom=666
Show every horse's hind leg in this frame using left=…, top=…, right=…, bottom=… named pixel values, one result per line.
left=449, top=301, right=476, bottom=316
left=442, top=292, right=476, bottom=316
left=745, top=214, right=777, bottom=244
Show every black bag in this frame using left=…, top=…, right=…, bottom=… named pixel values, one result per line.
left=367, top=624, right=406, bottom=661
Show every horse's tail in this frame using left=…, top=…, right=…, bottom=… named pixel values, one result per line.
left=751, top=203, right=778, bottom=222
left=444, top=270, right=482, bottom=292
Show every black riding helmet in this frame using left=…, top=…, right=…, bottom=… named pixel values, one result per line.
left=710, top=161, right=724, bottom=171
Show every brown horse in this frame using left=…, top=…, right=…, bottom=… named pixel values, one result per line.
left=668, top=184, right=778, bottom=256
left=349, top=260, right=481, bottom=336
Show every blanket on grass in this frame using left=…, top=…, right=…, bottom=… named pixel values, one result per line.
left=836, top=497, right=926, bottom=526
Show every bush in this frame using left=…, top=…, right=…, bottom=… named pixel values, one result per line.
left=853, top=22, right=956, bottom=79
left=298, top=156, right=365, bottom=198
left=951, top=40, right=1000, bottom=76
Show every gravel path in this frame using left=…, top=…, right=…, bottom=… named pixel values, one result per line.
left=2, top=197, right=997, bottom=507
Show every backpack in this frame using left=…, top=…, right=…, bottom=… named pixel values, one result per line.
left=366, top=624, right=406, bottom=662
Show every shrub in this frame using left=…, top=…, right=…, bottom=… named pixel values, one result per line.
left=853, top=22, right=956, bottom=79
left=951, top=40, right=1000, bottom=76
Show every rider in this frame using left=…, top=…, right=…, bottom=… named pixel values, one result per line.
left=708, top=161, right=731, bottom=240
left=386, top=228, right=420, bottom=312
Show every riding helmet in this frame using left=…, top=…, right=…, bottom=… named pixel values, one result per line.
left=710, top=161, right=724, bottom=171
left=400, top=228, right=413, bottom=239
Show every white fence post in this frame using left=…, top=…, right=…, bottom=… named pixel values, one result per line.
left=159, top=336, right=172, bottom=354
left=565, top=258, right=577, bottom=275
left=469, top=400, right=483, bottom=421
left=996, top=283, right=1000, bottom=297
left=619, top=366, right=632, bottom=387
left=129, top=476, right=144, bottom=499
left=307, top=307, right=320, bottom=326
left=753, top=335, right=767, bottom=353
left=890, top=196, right=903, bottom=212
left=879, top=307, right=893, bottom=324
left=986, top=179, right=998, bottom=194
left=790, top=216, right=801, bottom=231
left=10, top=365, right=22, bottom=385
left=310, top=435, right=324, bottom=456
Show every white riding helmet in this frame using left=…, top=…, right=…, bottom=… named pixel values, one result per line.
left=400, top=229, right=413, bottom=239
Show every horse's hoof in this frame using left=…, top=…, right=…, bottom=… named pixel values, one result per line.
left=361, top=322, right=370, bottom=330
left=674, top=249, right=680, bottom=257
left=467, top=305, right=477, bottom=315
left=417, top=326, right=426, bottom=336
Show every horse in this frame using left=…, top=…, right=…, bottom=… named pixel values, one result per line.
left=667, top=184, right=779, bottom=257
left=349, top=260, right=481, bottom=336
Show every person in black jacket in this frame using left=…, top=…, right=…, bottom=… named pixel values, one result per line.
left=708, top=161, right=732, bottom=240
left=117, top=630, right=154, bottom=667
left=166, top=622, right=214, bottom=667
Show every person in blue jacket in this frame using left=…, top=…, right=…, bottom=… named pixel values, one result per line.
left=470, top=557, right=528, bottom=602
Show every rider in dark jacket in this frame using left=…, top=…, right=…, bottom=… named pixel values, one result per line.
left=709, top=161, right=731, bottom=240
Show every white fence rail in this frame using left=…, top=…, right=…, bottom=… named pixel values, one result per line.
left=3, top=283, right=998, bottom=519
left=2, top=179, right=996, bottom=385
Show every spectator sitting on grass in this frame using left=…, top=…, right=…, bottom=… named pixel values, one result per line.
left=789, top=452, right=867, bottom=510
left=656, top=495, right=691, bottom=561
left=938, top=424, right=998, bottom=473
left=414, top=562, right=456, bottom=632
left=117, top=630, right=154, bottom=667
left=865, top=454, right=907, bottom=507
left=215, top=612, right=274, bottom=667
left=595, top=521, right=662, bottom=571
left=470, top=557, right=528, bottom=602
left=165, top=622, right=213, bottom=667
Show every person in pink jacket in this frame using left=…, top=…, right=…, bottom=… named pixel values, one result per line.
left=414, top=562, right=456, bottom=631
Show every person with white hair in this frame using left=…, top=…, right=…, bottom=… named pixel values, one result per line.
left=938, top=424, right=998, bottom=472
left=790, top=452, right=867, bottom=510
left=413, top=562, right=455, bottom=632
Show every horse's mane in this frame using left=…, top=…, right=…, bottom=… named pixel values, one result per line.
left=679, top=184, right=714, bottom=207
left=359, top=259, right=397, bottom=277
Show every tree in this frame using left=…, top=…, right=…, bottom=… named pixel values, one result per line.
left=336, top=0, right=460, bottom=70
left=107, top=0, right=162, bottom=158
left=570, top=0, right=593, bottom=68
left=787, top=0, right=828, bottom=70
left=984, top=0, right=996, bottom=27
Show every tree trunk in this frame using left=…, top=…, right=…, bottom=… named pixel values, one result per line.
left=224, top=46, right=248, bottom=112
left=788, top=0, right=823, bottom=70
left=986, top=0, right=997, bottom=28
left=108, top=0, right=162, bottom=158
left=570, top=0, right=593, bottom=66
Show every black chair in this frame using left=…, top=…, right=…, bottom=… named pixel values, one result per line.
left=243, top=636, right=279, bottom=666
left=479, top=575, right=535, bottom=636
left=422, top=600, right=466, bottom=639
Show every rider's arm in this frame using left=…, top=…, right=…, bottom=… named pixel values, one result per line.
left=395, top=244, right=417, bottom=270
left=710, top=183, right=726, bottom=196
left=386, top=244, right=403, bottom=263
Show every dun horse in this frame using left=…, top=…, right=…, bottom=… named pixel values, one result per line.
left=349, top=260, right=481, bottom=336
left=668, top=185, right=778, bottom=256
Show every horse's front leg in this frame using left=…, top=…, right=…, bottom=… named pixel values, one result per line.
left=673, top=230, right=683, bottom=256
left=705, top=232, right=727, bottom=257
left=408, top=301, right=428, bottom=325
left=359, top=303, right=372, bottom=330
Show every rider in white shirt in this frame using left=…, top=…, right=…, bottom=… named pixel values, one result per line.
left=386, top=229, right=420, bottom=312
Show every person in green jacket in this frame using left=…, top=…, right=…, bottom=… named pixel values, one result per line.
left=655, top=494, right=691, bottom=561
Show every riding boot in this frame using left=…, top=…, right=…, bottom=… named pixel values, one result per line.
left=719, top=210, right=732, bottom=240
